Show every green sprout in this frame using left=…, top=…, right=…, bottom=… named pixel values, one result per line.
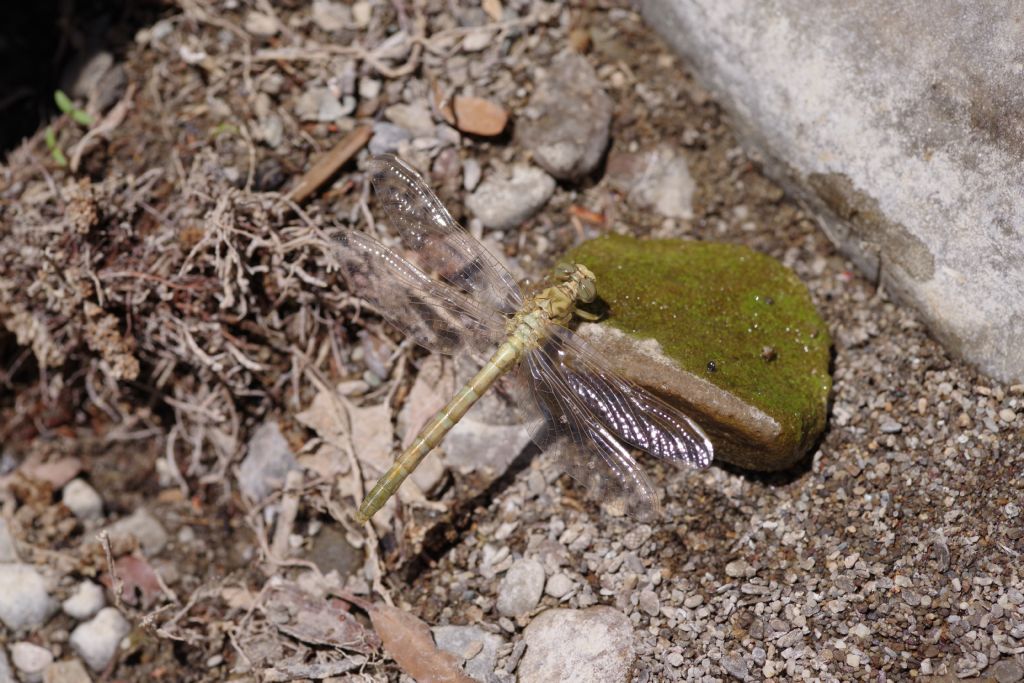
left=46, top=90, right=94, bottom=168
left=45, top=127, right=68, bottom=167
left=54, top=89, right=94, bottom=127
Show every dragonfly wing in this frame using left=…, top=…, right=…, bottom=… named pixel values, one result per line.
left=328, top=229, right=507, bottom=355
left=367, top=154, right=523, bottom=315
left=522, top=348, right=662, bottom=521
left=545, top=325, right=714, bottom=468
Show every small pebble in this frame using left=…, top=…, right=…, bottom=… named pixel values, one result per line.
left=999, top=408, right=1016, bottom=423
left=62, top=581, right=106, bottom=621
left=41, top=659, right=92, bottom=683
left=724, top=559, right=753, bottom=578
left=847, top=652, right=861, bottom=667
left=849, top=623, right=871, bottom=638
left=637, top=589, right=660, bottom=617
left=544, top=573, right=575, bottom=599
left=666, top=651, right=685, bottom=668
left=295, top=87, right=349, bottom=122
left=12, top=642, right=53, bottom=683
left=622, top=525, right=652, bottom=551
left=879, top=419, right=902, bottom=433
left=243, top=11, right=279, bottom=36
left=0, top=564, right=59, bottom=631
left=70, top=607, right=132, bottom=672
left=104, top=509, right=168, bottom=556
left=683, top=594, right=704, bottom=608
left=721, top=653, right=749, bottom=679
left=452, top=96, right=508, bottom=136
left=462, top=158, right=482, bottom=192
left=62, top=479, right=104, bottom=520
left=496, top=559, right=545, bottom=617
left=383, top=101, right=435, bottom=137
left=466, top=165, right=555, bottom=230
left=310, top=0, right=349, bottom=32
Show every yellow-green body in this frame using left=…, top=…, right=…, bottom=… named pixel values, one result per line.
left=355, top=264, right=596, bottom=523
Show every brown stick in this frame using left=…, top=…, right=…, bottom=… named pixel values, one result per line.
left=287, top=124, right=372, bottom=204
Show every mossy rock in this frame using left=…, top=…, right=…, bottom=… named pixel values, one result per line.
left=566, top=234, right=831, bottom=471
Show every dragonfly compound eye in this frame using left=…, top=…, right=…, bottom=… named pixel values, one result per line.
left=553, top=263, right=575, bottom=281
left=578, top=279, right=596, bottom=303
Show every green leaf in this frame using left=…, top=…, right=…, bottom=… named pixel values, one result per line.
left=54, top=89, right=74, bottom=113
left=70, top=108, right=94, bottom=127
left=45, top=127, right=68, bottom=167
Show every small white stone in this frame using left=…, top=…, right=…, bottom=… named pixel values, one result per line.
left=0, top=564, right=59, bottom=631
left=11, top=642, right=53, bottom=683
left=683, top=594, right=704, bottom=608
left=70, top=607, right=132, bottom=672
left=243, top=11, right=279, bottom=36
left=63, top=581, right=106, bottom=621
left=104, top=509, right=167, bottom=556
left=62, top=479, right=104, bottom=520
left=544, top=573, right=575, bottom=599
left=850, top=623, right=871, bottom=638
left=999, top=408, right=1016, bottom=422
left=496, top=559, right=545, bottom=617
left=351, top=0, right=372, bottom=28
left=725, top=559, right=753, bottom=578
left=846, top=652, right=861, bottom=667
left=311, top=0, right=349, bottom=32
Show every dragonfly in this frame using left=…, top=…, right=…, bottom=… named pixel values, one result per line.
left=331, top=154, right=713, bottom=524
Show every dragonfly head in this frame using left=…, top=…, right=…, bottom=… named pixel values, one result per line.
left=554, top=262, right=597, bottom=303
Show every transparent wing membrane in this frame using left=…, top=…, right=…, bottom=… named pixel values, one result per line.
left=327, top=230, right=507, bottom=355
left=367, top=154, right=523, bottom=315
left=523, top=349, right=661, bottom=521
left=547, top=326, right=713, bottom=469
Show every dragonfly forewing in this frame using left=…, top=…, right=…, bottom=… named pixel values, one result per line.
left=367, top=155, right=523, bottom=315
left=328, top=229, right=507, bottom=355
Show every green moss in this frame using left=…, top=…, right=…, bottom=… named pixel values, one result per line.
left=567, top=234, right=831, bottom=450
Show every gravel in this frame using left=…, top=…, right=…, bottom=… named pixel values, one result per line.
left=61, top=479, right=103, bottom=520
left=466, top=165, right=555, bottom=230
left=62, top=581, right=106, bottom=621
left=69, top=607, right=132, bottom=672
left=496, top=558, right=545, bottom=618
left=103, top=509, right=168, bottom=557
left=432, top=625, right=503, bottom=681
left=0, top=565, right=58, bottom=631
left=11, top=642, right=53, bottom=683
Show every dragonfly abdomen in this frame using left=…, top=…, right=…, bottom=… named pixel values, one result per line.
left=355, top=339, right=524, bottom=523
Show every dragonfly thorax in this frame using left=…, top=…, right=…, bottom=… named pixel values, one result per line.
left=507, top=263, right=598, bottom=347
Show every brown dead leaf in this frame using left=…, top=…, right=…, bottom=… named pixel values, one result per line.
left=343, top=594, right=473, bottom=683
left=266, top=583, right=379, bottom=654
left=108, top=554, right=163, bottom=607
left=22, top=456, right=82, bottom=489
